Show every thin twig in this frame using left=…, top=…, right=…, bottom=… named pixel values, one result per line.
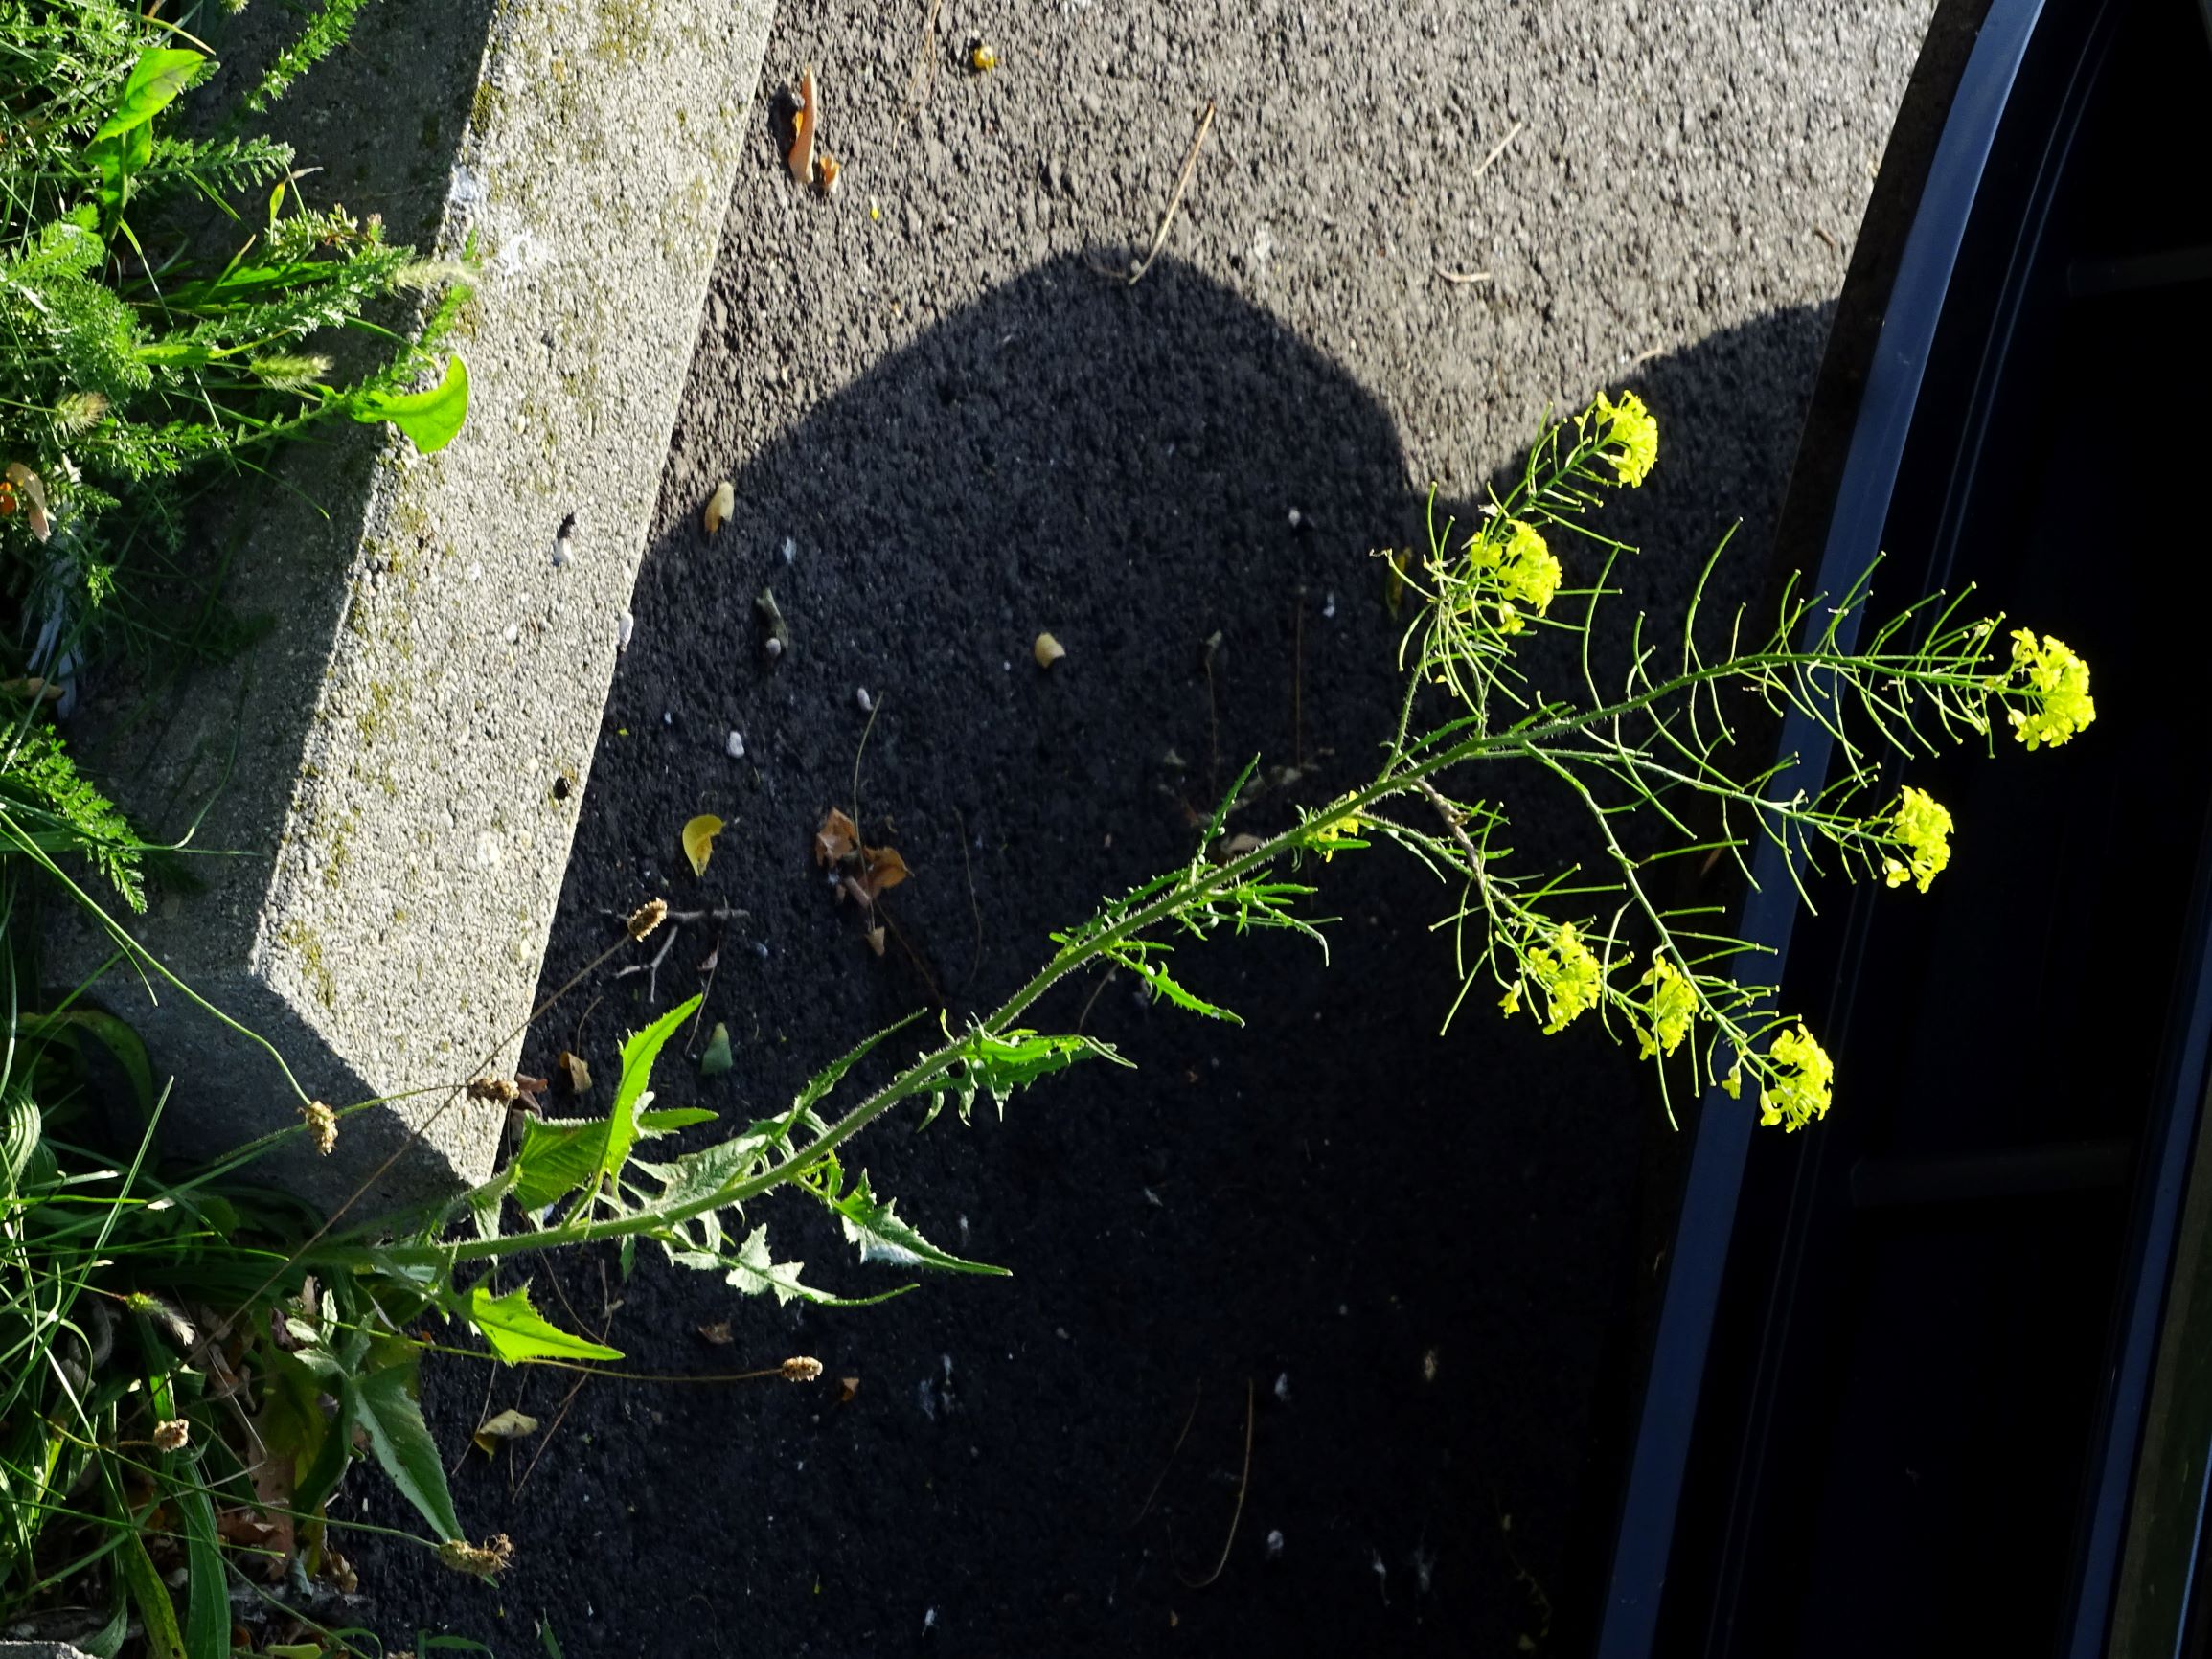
left=901, top=0, right=945, bottom=117
left=851, top=691, right=883, bottom=828
left=1179, top=1377, right=1254, bottom=1587
left=600, top=905, right=749, bottom=926
left=954, top=806, right=986, bottom=1001
left=1473, top=118, right=1524, bottom=181
left=1129, top=1379, right=1204, bottom=1528
left=612, top=926, right=676, bottom=1003
left=1073, top=966, right=1118, bottom=1035
left=1127, top=100, right=1217, bottom=286
left=1430, top=120, right=1522, bottom=285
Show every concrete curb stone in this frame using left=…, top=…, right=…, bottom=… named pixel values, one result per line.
left=73, top=0, right=774, bottom=1213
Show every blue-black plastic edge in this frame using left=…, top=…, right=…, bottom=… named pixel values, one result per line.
left=1593, top=3, right=2047, bottom=1649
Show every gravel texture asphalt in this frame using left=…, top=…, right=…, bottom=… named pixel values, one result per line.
left=364, top=2, right=1941, bottom=1651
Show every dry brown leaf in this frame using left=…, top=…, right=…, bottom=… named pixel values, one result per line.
left=703, top=480, right=735, bottom=535
left=787, top=66, right=819, bottom=184
left=697, top=1320, right=734, bottom=1345
left=864, top=924, right=886, bottom=958
left=682, top=813, right=724, bottom=878
left=859, top=844, right=909, bottom=898
left=816, top=150, right=843, bottom=195
left=836, top=1375, right=861, bottom=1403
left=814, top=807, right=859, bottom=867
left=470, top=1408, right=540, bottom=1456
left=215, top=1509, right=277, bottom=1548
left=556, top=1051, right=592, bottom=1094
left=1033, top=631, right=1066, bottom=668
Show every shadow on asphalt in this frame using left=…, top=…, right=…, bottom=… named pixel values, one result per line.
left=378, top=253, right=1836, bottom=1655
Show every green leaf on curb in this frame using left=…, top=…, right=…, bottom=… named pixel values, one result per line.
left=353, top=353, right=469, bottom=452
left=353, top=1361, right=464, bottom=1542
left=93, top=49, right=205, bottom=141
left=465, top=1283, right=623, bottom=1365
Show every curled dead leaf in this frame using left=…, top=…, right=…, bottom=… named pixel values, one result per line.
left=556, top=1050, right=592, bottom=1094
left=859, top=844, right=909, bottom=899
left=864, top=924, right=886, bottom=958
left=1033, top=631, right=1066, bottom=668
left=470, top=1408, right=539, bottom=1456
left=682, top=813, right=725, bottom=878
left=816, top=149, right=843, bottom=195
left=787, top=66, right=819, bottom=184
left=4, top=463, right=50, bottom=542
left=697, top=1320, right=734, bottom=1345
left=703, top=479, right=735, bottom=535
left=814, top=807, right=859, bottom=867
left=836, top=1375, right=861, bottom=1403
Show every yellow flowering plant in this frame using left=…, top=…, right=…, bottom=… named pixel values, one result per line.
left=278, top=393, right=2100, bottom=1506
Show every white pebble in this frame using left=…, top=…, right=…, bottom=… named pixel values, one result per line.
left=781, top=536, right=797, bottom=563
left=764, top=636, right=784, bottom=660
left=1274, top=1372, right=1291, bottom=1404
left=856, top=686, right=874, bottom=713
left=1288, top=507, right=1302, bottom=526
left=1323, top=590, right=1337, bottom=619
left=503, top=622, right=519, bottom=644
left=617, top=610, right=634, bottom=650
left=1266, top=1529, right=1285, bottom=1559
left=725, top=729, right=745, bottom=759
left=924, top=1608, right=937, bottom=1632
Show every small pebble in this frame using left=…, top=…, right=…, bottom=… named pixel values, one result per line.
left=1288, top=507, right=1302, bottom=526
left=856, top=686, right=875, bottom=713
left=503, top=622, right=519, bottom=644
left=781, top=536, right=797, bottom=563
left=752, top=940, right=770, bottom=960
left=660, top=710, right=673, bottom=727
left=617, top=610, right=634, bottom=650
left=725, top=729, right=745, bottom=760
left=1274, top=1372, right=1291, bottom=1404
left=1266, top=1530, right=1285, bottom=1559
left=1323, top=590, right=1337, bottom=620
left=765, top=636, right=785, bottom=660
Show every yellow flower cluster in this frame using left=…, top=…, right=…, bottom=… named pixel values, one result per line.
left=1471, top=518, right=1562, bottom=635
left=1595, top=389, right=1659, bottom=488
left=1759, top=1024, right=1835, bottom=1132
left=1634, top=954, right=1699, bottom=1059
left=2003, top=629, right=2095, bottom=750
left=1882, top=785, right=1953, bottom=893
left=1503, top=922, right=1607, bottom=1034
left=1307, top=804, right=1364, bottom=862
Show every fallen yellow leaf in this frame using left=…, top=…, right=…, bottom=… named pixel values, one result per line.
left=683, top=814, right=725, bottom=877
left=470, top=1408, right=540, bottom=1455
left=703, top=480, right=735, bottom=535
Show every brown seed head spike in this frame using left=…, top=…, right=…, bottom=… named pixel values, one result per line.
left=781, top=1355, right=825, bottom=1383
left=626, top=897, right=669, bottom=940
